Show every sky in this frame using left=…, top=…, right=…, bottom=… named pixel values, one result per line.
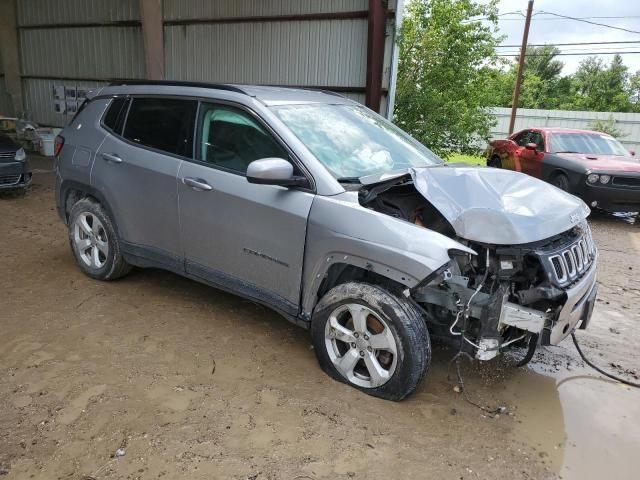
left=490, top=0, right=640, bottom=74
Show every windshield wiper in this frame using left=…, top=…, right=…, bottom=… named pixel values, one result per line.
left=337, top=177, right=361, bottom=184
left=555, top=150, right=579, bottom=153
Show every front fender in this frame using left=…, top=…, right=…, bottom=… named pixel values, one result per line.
left=301, top=193, right=475, bottom=316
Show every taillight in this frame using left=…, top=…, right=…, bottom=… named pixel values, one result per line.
left=54, top=135, right=65, bottom=156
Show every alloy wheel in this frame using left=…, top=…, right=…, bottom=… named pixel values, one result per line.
left=324, top=303, right=398, bottom=388
left=73, top=212, right=109, bottom=269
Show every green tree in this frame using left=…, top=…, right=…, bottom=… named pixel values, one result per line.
left=572, top=54, right=631, bottom=112
left=628, top=70, right=640, bottom=112
left=486, top=45, right=571, bottom=110
left=587, top=116, right=626, bottom=138
left=394, top=0, right=503, bottom=156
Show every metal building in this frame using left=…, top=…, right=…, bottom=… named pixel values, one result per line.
left=0, top=0, right=403, bottom=127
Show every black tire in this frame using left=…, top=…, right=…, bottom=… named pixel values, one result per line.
left=67, top=198, right=131, bottom=281
left=550, top=173, right=570, bottom=192
left=488, top=155, right=502, bottom=168
left=311, top=282, right=431, bottom=401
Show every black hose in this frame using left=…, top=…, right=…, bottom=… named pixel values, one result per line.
left=571, top=332, right=640, bottom=388
left=515, top=334, right=538, bottom=367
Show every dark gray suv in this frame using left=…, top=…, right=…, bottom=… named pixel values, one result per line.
left=55, top=82, right=598, bottom=400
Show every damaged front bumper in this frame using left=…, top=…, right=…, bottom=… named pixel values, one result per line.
left=498, top=260, right=598, bottom=346
left=545, top=259, right=597, bottom=345
left=413, top=228, right=599, bottom=360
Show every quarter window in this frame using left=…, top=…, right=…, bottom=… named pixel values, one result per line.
left=122, top=97, right=197, bottom=157
left=103, top=97, right=128, bottom=134
left=197, top=104, right=289, bottom=174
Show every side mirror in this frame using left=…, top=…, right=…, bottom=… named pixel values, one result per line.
left=246, top=158, right=308, bottom=187
left=525, top=143, right=537, bottom=151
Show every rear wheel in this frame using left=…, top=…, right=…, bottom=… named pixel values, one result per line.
left=550, top=173, right=570, bottom=192
left=311, top=282, right=431, bottom=401
left=68, top=198, right=131, bottom=281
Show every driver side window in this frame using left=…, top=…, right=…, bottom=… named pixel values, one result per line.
left=514, top=130, right=531, bottom=147
left=197, top=104, right=289, bottom=174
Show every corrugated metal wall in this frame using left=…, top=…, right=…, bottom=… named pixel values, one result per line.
left=163, top=0, right=374, bottom=109
left=20, top=28, right=145, bottom=79
left=165, top=19, right=367, bottom=87
left=15, top=0, right=143, bottom=126
left=491, top=107, right=640, bottom=153
left=13, top=0, right=396, bottom=125
left=16, top=0, right=140, bottom=25
left=0, top=50, right=13, bottom=115
left=22, top=78, right=107, bottom=126
left=162, top=0, right=368, bottom=20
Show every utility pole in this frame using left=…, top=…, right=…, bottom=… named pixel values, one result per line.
left=508, top=0, right=534, bottom=135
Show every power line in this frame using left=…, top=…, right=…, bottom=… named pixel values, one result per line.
left=497, top=40, right=640, bottom=48
left=497, top=51, right=640, bottom=57
left=537, top=11, right=640, bottom=35
left=498, top=15, right=640, bottom=22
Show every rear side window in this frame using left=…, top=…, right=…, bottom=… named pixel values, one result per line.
left=122, top=97, right=197, bottom=157
left=103, top=97, right=129, bottom=134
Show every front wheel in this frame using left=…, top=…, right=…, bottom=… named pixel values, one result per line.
left=550, top=173, right=570, bottom=192
left=311, top=282, right=431, bottom=401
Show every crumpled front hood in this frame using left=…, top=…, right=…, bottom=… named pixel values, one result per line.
left=409, top=166, right=590, bottom=245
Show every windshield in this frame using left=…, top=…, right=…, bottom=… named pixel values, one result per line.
left=550, top=132, right=630, bottom=156
left=272, top=104, right=443, bottom=179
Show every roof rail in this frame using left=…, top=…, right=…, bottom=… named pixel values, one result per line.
left=107, top=80, right=247, bottom=94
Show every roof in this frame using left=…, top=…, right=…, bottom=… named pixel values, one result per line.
left=100, top=81, right=354, bottom=106
left=525, top=127, right=613, bottom=136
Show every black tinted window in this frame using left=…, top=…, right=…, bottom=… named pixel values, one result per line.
left=197, top=104, right=289, bottom=173
left=529, top=132, right=544, bottom=150
left=123, top=97, right=197, bottom=157
left=514, top=131, right=531, bottom=146
left=103, top=97, right=128, bottom=133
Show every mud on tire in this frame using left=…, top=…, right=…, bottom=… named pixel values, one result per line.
left=68, top=198, right=131, bottom=281
left=311, top=282, right=431, bottom=401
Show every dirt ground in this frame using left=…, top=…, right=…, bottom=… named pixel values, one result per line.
left=1, top=158, right=639, bottom=480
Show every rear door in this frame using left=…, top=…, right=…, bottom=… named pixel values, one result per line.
left=93, top=96, right=197, bottom=268
left=177, top=102, right=314, bottom=314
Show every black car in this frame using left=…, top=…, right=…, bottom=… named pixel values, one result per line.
left=0, top=132, right=31, bottom=191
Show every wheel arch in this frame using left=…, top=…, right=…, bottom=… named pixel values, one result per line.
left=58, top=180, right=121, bottom=236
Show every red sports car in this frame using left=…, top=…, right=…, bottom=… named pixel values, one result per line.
left=487, top=127, right=640, bottom=212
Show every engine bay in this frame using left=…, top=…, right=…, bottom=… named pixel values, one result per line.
left=358, top=176, right=598, bottom=361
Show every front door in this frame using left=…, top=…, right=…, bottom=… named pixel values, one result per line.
left=519, top=131, right=545, bottom=178
left=177, top=103, right=314, bottom=315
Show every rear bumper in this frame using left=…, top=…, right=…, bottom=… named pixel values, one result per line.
left=0, top=159, right=32, bottom=190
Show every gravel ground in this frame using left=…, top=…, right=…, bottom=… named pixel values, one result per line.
left=1, top=159, right=638, bottom=480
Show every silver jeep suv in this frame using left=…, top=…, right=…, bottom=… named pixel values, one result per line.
left=55, top=82, right=598, bottom=400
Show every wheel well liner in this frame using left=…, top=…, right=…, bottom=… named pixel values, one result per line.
left=58, top=180, right=120, bottom=236
left=315, top=263, right=406, bottom=302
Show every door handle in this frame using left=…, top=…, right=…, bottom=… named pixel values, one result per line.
left=101, top=152, right=123, bottom=163
left=182, top=177, right=213, bottom=191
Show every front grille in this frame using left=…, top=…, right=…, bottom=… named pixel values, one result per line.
left=0, top=151, right=15, bottom=159
left=612, top=176, right=640, bottom=188
left=541, top=228, right=596, bottom=286
left=0, top=174, right=21, bottom=186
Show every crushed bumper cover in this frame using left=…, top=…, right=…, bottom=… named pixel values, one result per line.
left=543, top=260, right=598, bottom=345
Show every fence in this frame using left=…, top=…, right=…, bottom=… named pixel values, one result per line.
left=490, top=107, right=640, bottom=153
